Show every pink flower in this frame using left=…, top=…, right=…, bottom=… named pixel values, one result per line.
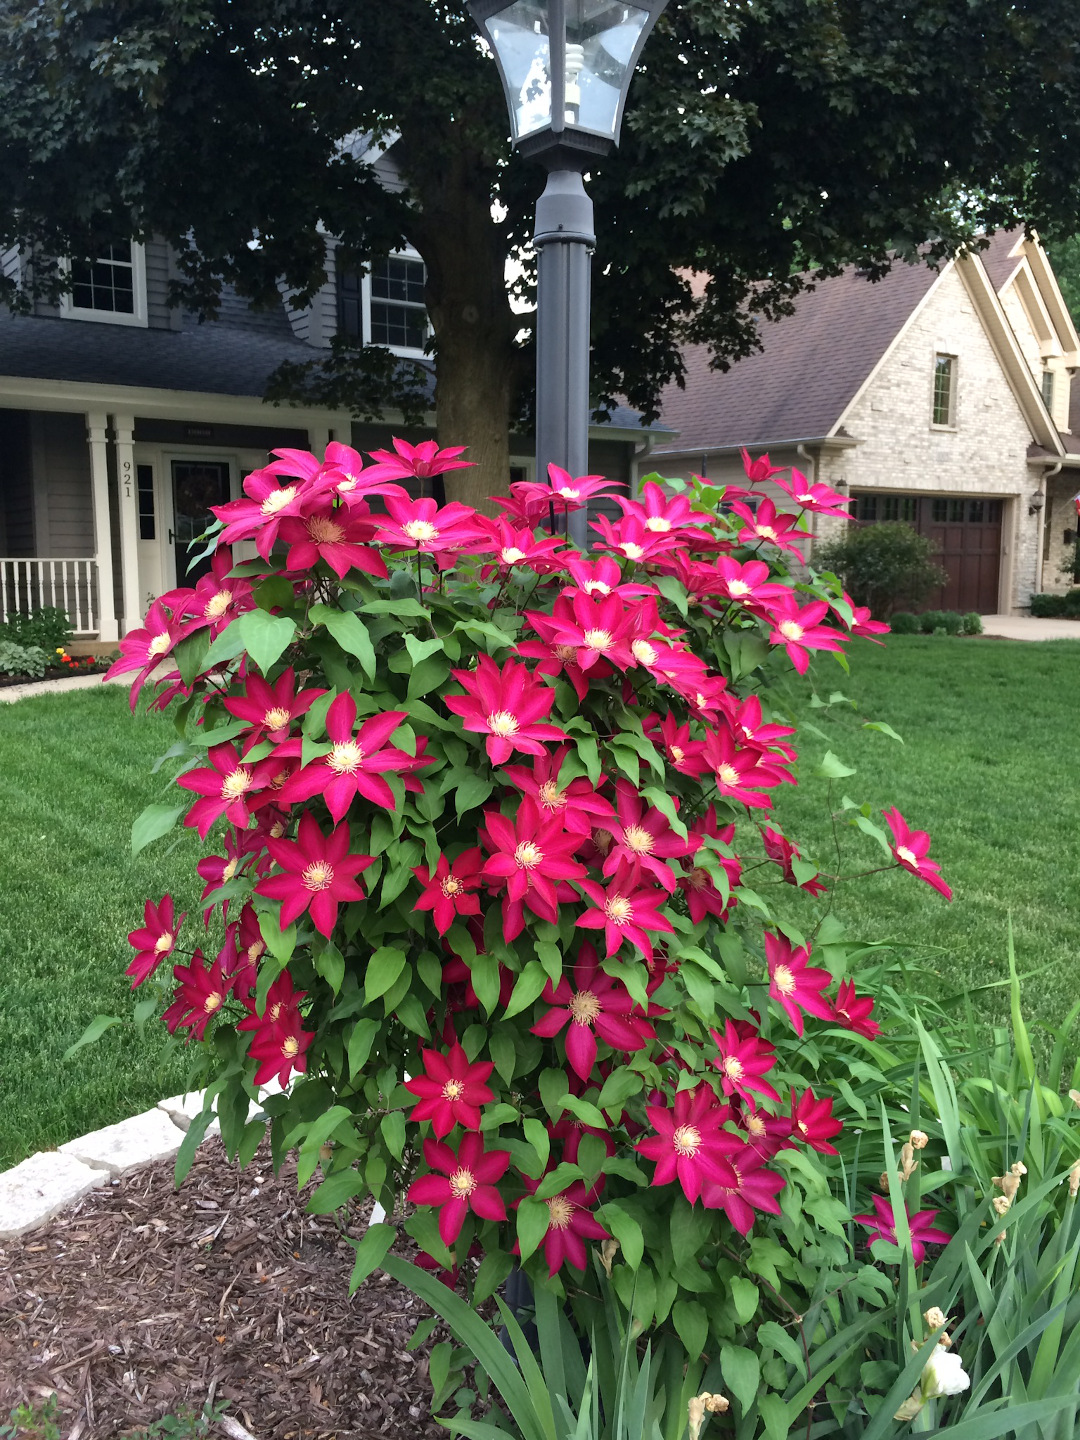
left=280, top=695, right=415, bottom=819
left=845, top=603, right=890, bottom=643
left=855, top=1194, right=951, bottom=1266
left=576, top=861, right=675, bottom=962
left=519, top=1178, right=610, bottom=1276
left=544, top=463, right=620, bottom=512
left=277, top=503, right=388, bottom=580
left=177, top=742, right=278, bottom=838
left=364, top=437, right=473, bottom=482
left=163, top=548, right=256, bottom=635
left=162, top=951, right=228, bottom=1041
left=613, top=480, right=713, bottom=537
left=766, top=597, right=848, bottom=675
left=790, top=1087, right=842, bottom=1154
left=104, top=598, right=191, bottom=710
left=374, top=495, right=483, bottom=557
left=245, top=1019, right=314, bottom=1088
left=727, top=497, right=805, bottom=554
left=445, top=654, right=567, bottom=765
left=760, top=826, right=827, bottom=896
left=408, top=1133, right=511, bottom=1246
left=412, top=849, right=484, bottom=935
left=679, top=806, right=741, bottom=924
left=702, top=727, right=783, bottom=811
left=564, top=555, right=657, bottom=601
left=501, top=746, right=615, bottom=837
left=531, top=943, right=656, bottom=1080
left=774, top=470, right=852, bottom=518
left=603, top=779, right=689, bottom=893
left=256, top=811, right=374, bottom=936
left=699, top=556, right=790, bottom=611
left=643, top=712, right=709, bottom=779
left=700, top=1143, right=786, bottom=1234
left=532, top=590, right=641, bottom=672
left=223, top=670, right=326, bottom=744
left=480, top=796, right=586, bottom=932
left=213, top=464, right=336, bottom=558
left=740, top=449, right=787, bottom=484
left=831, top=978, right=882, bottom=1039
left=709, top=1019, right=780, bottom=1105
left=473, top=516, right=570, bottom=575
left=127, top=895, right=186, bottom=987
left=591, top=513, right=680, bottom=565
left=404, top=1043, right=495, bottom=1137
left=882, top=808, right=952, bottom=900
left=635, top=1085, right=742, bottom=1204
left=765, top=931, right=835, bottom=1036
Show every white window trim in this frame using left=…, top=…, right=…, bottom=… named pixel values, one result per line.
left=59, top=240, right=149, bottom=328
left=930, top=350, right=958, bottom=430
left=359, top=248, right=430, bottom=359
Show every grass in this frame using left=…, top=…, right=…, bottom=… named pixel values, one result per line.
left=770, top=635, right=1080, bottom=1048
left=0, top=685, right=200, bottom=1169
left=1, top=636, right=1078, bottom=1169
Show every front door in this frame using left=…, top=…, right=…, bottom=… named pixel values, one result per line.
left=171, top=460, right=231, bottom=587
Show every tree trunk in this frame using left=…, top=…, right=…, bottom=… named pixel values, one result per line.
left=401, top=120, right=525, bottom=513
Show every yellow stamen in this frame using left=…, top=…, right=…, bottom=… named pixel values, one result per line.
left=221, top=767, right=253, bottom=801
left=403, top=519, right=439, bottom=543
left=442, top=1080, right=464, bottom=1101
left=204, top=589, right=233, bottom=619
left=501, top=546, right=527, bottom=564
left=605, top=894, right=633, bottom=925
left=327, top=740, right=365, bottom=775
left=546, top=1195, right=575, bottom=1229
left=487, top=710, right=519, bottom=738
left=623, top=824, right=654, bottom=855
left=282, top=1035, right=300, bottom=1058
left=514, top=841, right=544, bottom=869
left=646, top=517, right=671, bottom=532
left=895, top=844, right=917, bottom=866
left=203, top=990, right=223, bottom=1014
left=263, top=706, right=291, bottom=732
left=779, top=620, right=804, bottom=642
left=569, top=990, right=602, bottom=1025
left=302, top=860, right=335, bottom=892
left=772, top=963, right=796, bottom=996
left=632, top=639, right=659, bottom=666
left=154, top=932, right=174, bottom=954
left=146, top=632, right=171, bottom=659
left=261, top=485, right=297, bottom=515
left=306, top=515, right=345, bottom=544
left=449, top=1167, right=476, bottom=1199
left=716, top=763, right=740, bottom=787
left=672, top=1124, right=701, bottom=1158
left=582, top=628, right=613, bottom=651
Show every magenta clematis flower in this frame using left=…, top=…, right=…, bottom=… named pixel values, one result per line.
left=635, top=1084, right=742, bottom=1204
left=709, top=1019, right=780, bottom=1105
left=700, top=1143, right=786, bottom=1234
left=213, top=464, right=337, bottom=558
left=760, top=825, right=827, bottom=896
left=501, top=746, right=615, bottom=837
left=445, top=654, right=568, bottom=765
left=246, top=1020, right=314, bottom=1088
left=223, top=670, right=326, bottom=745
left=162, top=547, right=256, bottom=636
left=532, top=590, right=643, bottom=673
left=177, top=742, right=279, bottom=838
left=518, top=1178, right=610, bottom=1276
left=736, top=1104, right=793, bottom=1160
left=544, top=463, right=620, bottom=512
left=162, top=951, right=228, bottom=1041
left=855, top=1194, right=951, bottom=1266
left=480, top=796, right=586, bottom=932
left=643, top=711, right=709, bottom=779
left=774, top=470, right=852, bottom=518
left=564, top=555, right=658, bottom=601
left=790, top=1087, right=842, bottom=1154
left=364, top=437, right=473, bottom=483
left=473, top=516, right=571, bottom=576
left=590, top=513, right=681, bottom=564
left=256, top=811, right=373, bottom=936
left=727, top=497, right=805, bottom=554
left=127, top=895, right=186, bottom=987
left=277, top=503, right=388, bottom=580
left=531, top=944, right=656, bottom=1080
left=702, top=727, right=783, bottom=811
left=677, top=806, right=741, bottom=925
left=740, top=448, right=787, bottom=484
left=882, top=808, right=953, bottom=900
left=408, top=1133, right=511, bottom=1246
left=831, top=978, right=882, bottom=1039
left=765, top=931, right=835, bottom=1036
left=104, top=597, right=191, bottom=710
left=280, top=694, right=415, bottom=819
left=765, top=596, right=848, bottom=675
left=404, top=1043, right=495, bottom=1137
left=603, top=779, right=689, bottom=893
left=374, top=495, right=483, bottom=557
left=698, top=556, right=790, bottom=610
left=613, top=480, right=714, bottom=536
left=576, top=860, right=675, bottom=962
left=412, top=849, right=484, bottom=935
left=844, top=601, right=890, bottom=644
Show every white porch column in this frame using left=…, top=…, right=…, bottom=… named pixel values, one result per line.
left=113, top=412, right=142, bottom=634
left=86, top=410, right=119, bottom=643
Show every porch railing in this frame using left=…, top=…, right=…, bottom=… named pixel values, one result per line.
left=0, top=557, right=99, bottom=636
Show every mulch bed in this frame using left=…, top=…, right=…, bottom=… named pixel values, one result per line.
left=0, top=1139, right=447, bottom=1439
left=0, top=663, right=111, bottom=690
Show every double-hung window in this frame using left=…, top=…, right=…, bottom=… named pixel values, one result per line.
left=60, top=240, right=148, bottom=326
left=337, top=251, right=429, bottom=355
left=931, top=353, right=957, bottom=427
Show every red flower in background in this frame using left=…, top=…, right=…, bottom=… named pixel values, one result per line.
left=727, top=497, right=805, bottom=554
left=636, top=1084, right=742, bottom=1204
left=473, top=516, right=570, bottom=576
left=364, top=437, right=473, bottom=483
left=127, top=895, right=186, bottom=987
left=882, top=807, right=953, bottom=900
left=613, top=480, right=713, bottom=536
left=501, top=746, right=615, bottom=837
left=256, top=812, right=374, bottom=936
left=104, top=598, right=191, bottom=710
left=577, top=861, right=675, bottom=962
left=518, top=1177, right=610, bottom=1276
left=404, top=1043, right=495, bottom=1137
left=644, top=712, right=709, bottom=778
left=765, top=931, right=835, bottom=1036
left=408, top=1133, right=511, bottom=1246
left=760, top=825, right=827, bottom=896
left=604, top=779, right=688, bottom=893
left=855, top=1194, right=951, bottom=1266
left=213, top=464, right=335, bottom=558
left=831, top=978, right=882, bottom=1039
left=374, top=495, right=483, bottom=558
left=774, top=470, right=852, bottom=518
left=162, top=951, right=228, bottom=1040
left=740, top=449, right=787, bottom=484
left=534, top=590, right=641, bottom=673
left=445, top=655, right=567, bottom=765
left=480, top=796, right=586, bottom=933
left=413, top=849, right=484, bottom=935
left=177, top=742, right=278, bottom=838
left=790, top=1087, right=842, bottom=1154
left=237, top=969, right=312, bottom=1086
left=765, top=597, right=848, bottom=675
left=280, top=694, right=415, bottom=818
left=531, top=944, right=657, bottom=1080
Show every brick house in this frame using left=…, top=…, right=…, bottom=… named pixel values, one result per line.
left=653, top=232, right=1080, bottom=614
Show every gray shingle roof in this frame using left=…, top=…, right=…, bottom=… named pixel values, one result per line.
left=653, top=259, right=943, bottom=454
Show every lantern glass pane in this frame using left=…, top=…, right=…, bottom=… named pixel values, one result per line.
left=488, top=2, right=553, bottom=139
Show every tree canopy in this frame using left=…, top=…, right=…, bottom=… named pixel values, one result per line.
left=4, top=0, right=1080, bottom=500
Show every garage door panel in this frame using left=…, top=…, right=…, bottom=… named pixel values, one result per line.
left=850, top=492, right=1003, bottom=614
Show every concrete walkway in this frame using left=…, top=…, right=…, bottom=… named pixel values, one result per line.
left=980, top=614, right=1080, bottom=641
left=0, top=672, right=124, bottom=704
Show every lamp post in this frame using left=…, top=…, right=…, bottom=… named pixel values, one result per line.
left=468, top=0, right=670, bottom=547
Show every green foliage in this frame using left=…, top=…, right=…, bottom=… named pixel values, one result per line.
left=0, top=641, right=48, bottom=678
left=889, top=612, right=918, bottom=634
left=814, top=525, right=947, bottom=619
left=919, top=609, right=963, bottom=635
left=0, top=606, right=71, bottom=652
left=961, top=611, right=983, bottom=635
left=0, top=1396, right=60, bottom=1440
left=1029, top=591, right=1080, bottom=618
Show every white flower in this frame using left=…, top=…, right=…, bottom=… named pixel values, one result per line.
left=922, top=1346, right=970, bottom=1399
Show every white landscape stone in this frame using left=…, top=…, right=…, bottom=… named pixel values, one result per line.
left=0, top=1150, right=109, bottom=1239
left=157, top=1090, right=220, bottom=1135
left=60, top=1107, right=185, bottom=1177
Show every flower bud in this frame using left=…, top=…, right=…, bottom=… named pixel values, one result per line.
left=923, top=1306, right=948, bottom=1331
left=1069, top=1160, right=1080, bottom=1200
left=909, top=1130, right=929, bottom=1149
left=1068, top=1088, right=1080, bottom=1109
left=992, top=1194, right=1012, bottom=1217
left=1010, top=1161, right=1027, bottom=1177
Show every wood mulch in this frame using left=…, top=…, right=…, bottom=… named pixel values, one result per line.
left=0, top=1139, right=447, bottom=1440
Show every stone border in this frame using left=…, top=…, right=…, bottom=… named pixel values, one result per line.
left=0, top=672, right=125, bottom=704
left=0, top=1084, right=280, bottom=1241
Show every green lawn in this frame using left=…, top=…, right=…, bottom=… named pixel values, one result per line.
left=770, top=636, right=1080, bottom=1048
left=0, top=686, right=199, bottom=1168
left=1, top=638, right=1077, bottom=1170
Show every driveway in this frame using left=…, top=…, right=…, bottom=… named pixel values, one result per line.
left=980, top=614, right=1080, bottom=641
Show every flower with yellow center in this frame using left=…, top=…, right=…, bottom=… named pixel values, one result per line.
left=772, top=963, right=796, bottom=995
left=154, top=931, right=174, bottom=955
left=582, top=628, right=613, bottom=651
left=441, top=874, right=463, bottom=897
left=204, top=588, right=233, bottom=619
left=246, top=940, right=266, bottom=965
left=282, top=1035, right=300, bottom=1058
left=716, top=763, right=740, bottom=787
left=487, top=709, right=520, bottom=738
left=583, top=579, right=611, bottom=594
left=556, top=485, right=581, bottom=500
left=670, top=744, right=685, bottom=764
left=895, top=844, right=917, bottom=866
left=605, top=894, right=633, bottom=925
left=449, top=1166, right=477, bottom=1199
left=569, top=990, right=602, bottom=1025
left=221, top=767, right=254, bottom=801
left=222, top=857, right=239, bottom=884
left=756, top=523, right=778, bottom=541
left=745, top=1113, right=766, bottom=1137
left=621, top=543, right=645, bottom=560
left=553, top=644, right=577, bottom=663
left=263, top=706, right=292, bottom=732
left=203, top=990, right=223, bottom=1014
left=723, top=1056, right=744, bottom=1081
left=779, top=619, right=804, bottom=642
left=501, top=546, right=527, bottom=564
left=727, top=579, right=750, bottom=597
left=671, top=1124, right=701, bottom=1158
left=687, top=866, right=710, bottom=891
left=403, top=518, right=439, bottom=543
left=302, top=859, right=335, bottom=892
left=646, top=516, right=671, bottom=532
left=261, top=485, right=297, bottom=515
left=146, top=631, right=172, bottom=659
left=442, top=1079, right=464, bottom=1101
left=538, top=779, right=566, bottom=811
left=327, top=740, right=365, bottom=775
left=514, top=840, right=544, bottom=870
left=623, top=824, right=655, bottom=854
left=546, top=1194, right=575, bottom=1229
left=306, top=514, right=345, bottom=544
left=632, top=639, right=659, bottom=666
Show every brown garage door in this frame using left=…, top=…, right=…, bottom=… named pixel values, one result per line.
left=850, top=493, right=1003, bottom=614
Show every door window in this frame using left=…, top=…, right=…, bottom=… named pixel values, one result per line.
left=172, top=460, right=231, bottom=587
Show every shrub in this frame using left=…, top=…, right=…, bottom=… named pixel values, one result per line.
left=1029, top=593, right=1066, bottom=617
left=0, top=605, right=71, bottom=652
left=961, top=611, right=983, bottom=635
left=1063, top=587, right=1080, bottom=616
left=0, top=641, right=48, bottom=679
left=813, top=523, right=947, bottom=618
left=889, top=611, right=918, bottom=634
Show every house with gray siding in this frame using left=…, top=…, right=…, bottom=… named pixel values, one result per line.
left=654, top=232, right=1080, bottom=614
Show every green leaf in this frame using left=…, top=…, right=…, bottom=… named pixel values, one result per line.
left=314, top=940, right=344, bottom=995
left=235, top=608, right=297, bottom=674
left=815, top=750, right=856, bottom=779
left=516, top=1196, right=551, bottom=1263
left=172, top=628, right=210, bottom=686
left=560, top=1093, right=607, bottom=1129
left=863, top=720, right=904, bottom=743
left=381, top=1111, right=406, bottom=1161
left=451, top=773, right=495, bottom=817
left=522, top=1117, right=550, bottom=1173
left=307, top=1167, right=366, bottom=1214
left=258, top=910, right=296, bottom=964
left=672, top=1299, right=707, bottom=1359
left=309, top=604, right=377, bottom=680
left=404, top=634, right=444, bottom=665
left=600, top=1201, right=643, bottom=1269
left=729, top=1276, right=759, bottom=1325
left=202, top=621, right=249, bottom=669
left=361, top=598, right=430, bottom=620
left=63, top=1013, right=121, bottom=1060
left=348, top=1222, right=396, bottom=1294
left=131, top=802, right=184, bottom=856
left=407, top=655, right=450, bottom=698
left=489, top=1030, right=517, bottom=1085
left=503, top=960, right=548, bottom=1020
left=534, top=1161, right=585, bottom=1200
left=720, top=1344, right=761, bottom=1414
left=597, top=1067, right=644, bottom=1116
left=757, top=1394, right=791, bottom=1440
left=364, top=946, right=407, bottom=1004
